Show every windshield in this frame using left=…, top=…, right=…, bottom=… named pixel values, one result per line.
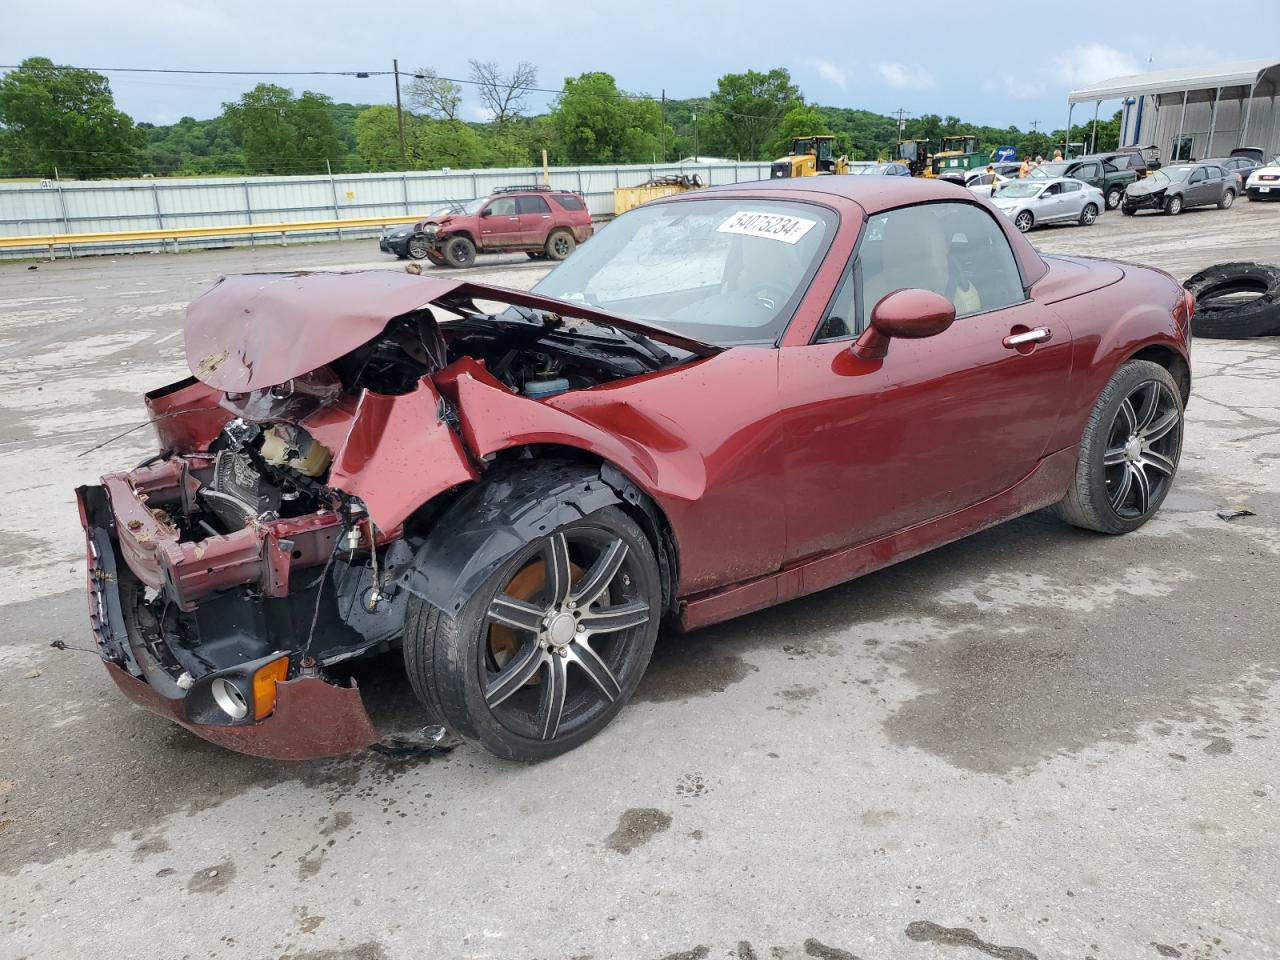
left=995, top=182, right=1042, bottom=199
left=1029, top=163, right=1069, bottom=179
left=1151, top=166, right=1194, bottom=184
left=532, top=198, right=837, bottom=346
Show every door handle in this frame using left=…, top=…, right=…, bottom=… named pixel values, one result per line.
left=1003, top=327, right=1052, bottom=348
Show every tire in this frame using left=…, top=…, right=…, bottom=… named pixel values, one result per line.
left=1184, top=261, right=1280, bottom=338
left=403, top=504, right=661, bottom=761
left=443, top=235, right=476, bottom=269
left=545, top=230, right=576, bottom=261
left=1218, top=189, right=1235, bottom=210
left=1079, top=203, right=1099, bottom=226
left=1121, top=204, right=1137, bottom=216
left=406, top=235, right=430, bottom=261
left=1013, top=210, right=1034, bottom=233
left=1164, top=194, right=1183, bottom=215
left=1053, top=359, right=1184, bottom=535
left=527, top=251, right=548, bottom=261
left=1106, top=186, right=1124, bottom=210
left=425, top=249, right=447, bottom=267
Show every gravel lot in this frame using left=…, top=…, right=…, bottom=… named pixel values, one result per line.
left=1, top=199, right=1279, bottom=960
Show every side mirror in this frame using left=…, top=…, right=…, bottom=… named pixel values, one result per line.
left=851, top=289, right=956, bottom=361
left=480, top=207, right=492, bottom=218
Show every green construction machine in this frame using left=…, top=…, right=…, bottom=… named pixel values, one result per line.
left=930, top=135, right=987, bottom=177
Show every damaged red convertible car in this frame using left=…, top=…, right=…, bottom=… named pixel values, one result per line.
left=77, top=178, right=1192, bottom=761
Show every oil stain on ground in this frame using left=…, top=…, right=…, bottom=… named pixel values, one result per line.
left=634, top=634, right=757, bottom=703
left=186, top=861, right=236, bottom=894
left=905, top=920, right=1037, bottom=960
left=606, top=807, right=672, bottom=854
left=278, top=943, right=388, bottom=960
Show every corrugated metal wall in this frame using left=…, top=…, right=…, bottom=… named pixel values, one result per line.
left=0, top=162, right=771, bottom=257
left=1126, top=93, right=1280, bottom=160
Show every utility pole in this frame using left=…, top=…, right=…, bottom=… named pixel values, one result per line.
left=660, top=89, right=667, bottom=163
left=893, top=108, right=910, bottom=137
left=1030, top=119, right=1040, bottom=132
left=393, top=58, right=407, bottom=168
left=692, top=112, right=698, bottom=161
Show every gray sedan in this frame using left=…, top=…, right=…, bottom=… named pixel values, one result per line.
left=989, top=177, right=1105, bottom=233
left=1121, top=162, right=1237, bottom=215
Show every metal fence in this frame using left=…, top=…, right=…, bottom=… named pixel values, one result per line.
left=0, top=161, right=772, bottom=258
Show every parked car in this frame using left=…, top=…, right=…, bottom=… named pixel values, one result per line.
left=990, top=177, right=1106, bottom=232
left=1028, top=156, right=1137, bottom=210
left=77, top=177, right=1192, bottom=761
left=965, top=170, right=1012, bottom=197
left=1244, top=158, right=1280, bottom=200
left=851, top=162, right=911, bottom=176
left=1096, top=149, right=1151, bottom=178
left=379, top=185, right=593, bottom=267
left=1121, top=162, right=1238, bottom=215
left=1213, top=154, right=1264, bottom=188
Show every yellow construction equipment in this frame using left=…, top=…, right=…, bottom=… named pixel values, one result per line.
left=770, top=135, right=849, bottom=178
left=613, top=174, right=705, bottom=215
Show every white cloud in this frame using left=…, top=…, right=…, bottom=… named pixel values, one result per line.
left=806, top=58, right=848, bottom=90
left=469, top=104, right=495, bottom=122
left=1052, top=44, right=1140, bottom=87
left=876, top=62, right=935, bottom=91
left=981, top=72, right=1045, bottom=101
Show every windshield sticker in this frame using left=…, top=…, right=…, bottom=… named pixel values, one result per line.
left=717, top=210, right=817, bottom=244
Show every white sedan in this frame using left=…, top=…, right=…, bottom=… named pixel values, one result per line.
left=989, top=177, right=1105, bottom=232
left=1245, top=159, right=1280, bottom=200
left=965, top=170, right=1012, bottom=197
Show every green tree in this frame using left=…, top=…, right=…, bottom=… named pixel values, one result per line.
left=765, top=105, right=834, bottom=160
left=703, top=68, right=801, bottom=160
left=354, top=105, right=491, bottom=171
left=550, top=72, right=662, bottom=164
left=222, top=83, right=346, bottom=175
left=0, top=57, right=143, bottom=178
left=407, top=68, right=462, bottom=120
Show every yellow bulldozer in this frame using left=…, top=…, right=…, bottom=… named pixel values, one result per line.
left=770, top=135, right=849, bottom=178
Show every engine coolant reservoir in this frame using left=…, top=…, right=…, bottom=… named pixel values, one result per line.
left=523, top=377, right=570, bottom=400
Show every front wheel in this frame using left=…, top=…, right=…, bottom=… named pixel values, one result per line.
left=1106, top=186, right=1124, bottom=210
left=1219, top=189, right=1235, bottom=209
left=403, top=505, right=661, bottom=761
left=1121, top=204, right=1137, bottom=216
left=1079, top=203, right=1099, bottom=226
left=1053, top=359, right=1184, bottom=534
left=1014, top=210, right=1034, bottom=233
left=443, top=235, right=476, bottom=268
left=1165, top=195, right=1184, bottom=215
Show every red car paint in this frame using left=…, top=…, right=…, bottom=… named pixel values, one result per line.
left=79, top=176, right=1190, bottom=758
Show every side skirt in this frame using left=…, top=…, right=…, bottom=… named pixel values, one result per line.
left=677, top=446, right=1078, bottom=631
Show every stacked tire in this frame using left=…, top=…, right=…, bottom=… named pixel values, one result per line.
left=1184, top=262, right=1280, bottom=339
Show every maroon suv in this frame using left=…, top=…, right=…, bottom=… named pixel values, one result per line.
left=380, top=186, right=593, bottom=268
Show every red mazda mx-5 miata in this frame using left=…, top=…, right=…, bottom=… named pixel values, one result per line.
left=77, top=177, right=1192, bottom=761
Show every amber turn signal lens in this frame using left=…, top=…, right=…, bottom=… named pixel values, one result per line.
left=252, top=656, right=290, bottom=721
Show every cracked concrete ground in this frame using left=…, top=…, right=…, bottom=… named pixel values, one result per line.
left=1, top=201, right=1278, bottom=960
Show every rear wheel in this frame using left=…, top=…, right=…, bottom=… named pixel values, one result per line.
left=1014, top=210, right=1034, bottom=233
left=1219, top=189, right=1235, bottom=209
left=443, top=235, right=476, bottom=268
left=545, top=230, right=576, bottom=261
left=403, top=505, right=661, bottom=761
left=1106, top=186, right=1124, bottom=210
left=406, top=235, right=430, bottom=260
left=1164, top=195, right=1183, bottom=215
left=1053, top=359, right=1183, bottom=534
left=1079, top=203, right=1099, bottom=226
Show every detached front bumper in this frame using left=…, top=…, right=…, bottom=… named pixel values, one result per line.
left=76, top=480, right=379, bottom=760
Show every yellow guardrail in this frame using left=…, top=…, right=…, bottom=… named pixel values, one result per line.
left=0, top=214, right=424, bottom=251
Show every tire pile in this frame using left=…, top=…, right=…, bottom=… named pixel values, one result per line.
left=1184, top=262, right=1280, bottom=339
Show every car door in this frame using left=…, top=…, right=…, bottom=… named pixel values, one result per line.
left=1037, top=181, right=1069, bottom=221
left=516, top=194, right=553, bottom=245
left=778, top=200, right=1074, bottom=561
left=1074, top=160, right=1103, bottom=191
left=1186, top=167, right=1211, bottom=206
left=479, top=196, right=522, bottom=247
left=1059, top=180, right=1087, bottom=217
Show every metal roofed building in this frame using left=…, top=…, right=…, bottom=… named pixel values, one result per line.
left=1067, top=58, right=1280, bottom=162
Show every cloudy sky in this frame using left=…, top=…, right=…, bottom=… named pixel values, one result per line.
left=4, top=0, right=1276, bottom=129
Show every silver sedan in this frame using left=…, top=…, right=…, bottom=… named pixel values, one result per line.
left=989, top=176, right=1106, bottom=233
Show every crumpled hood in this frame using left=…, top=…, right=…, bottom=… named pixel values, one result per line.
left=185, top=271, right=718, bottom=392
left=1126, top=178, right=1168, bottom=196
